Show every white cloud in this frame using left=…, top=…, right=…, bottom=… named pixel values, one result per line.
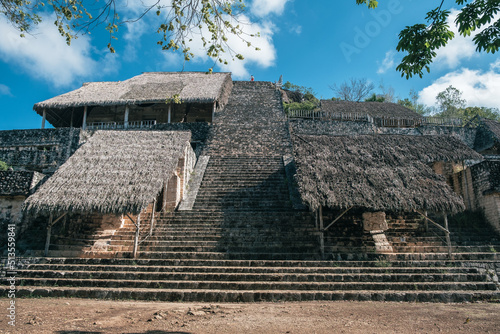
left=160, top=14, right=276, bottom=79
left=433, top=10, right=476, bottom=69
left=217, top=19, right=276, bottom=78
left=0, top=84, right=13, bottom=96
left=419, top=60, right=500, bottom=109
left=434, top=9, right=500, bottom=69
left=377, top=50, right=396, bottom=74
left=290, top=25, right=302, bottom=35
left=0, top=15, right=118, bottom=88
left=252, top=0, right=290, bottom=17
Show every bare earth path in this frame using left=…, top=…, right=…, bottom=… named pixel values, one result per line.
left=1, top=298, right=500, bottom=333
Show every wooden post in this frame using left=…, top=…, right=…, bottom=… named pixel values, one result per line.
left=324, top=206, right=353, bottom=232
left=319, top=206, right=324, bottom=259
left=124, top=105, right=130, bottom=129
left=150, top=199, right=156, bottom=236
left=41, top=109, right=46, bottom=129
left=82, top=106, right=88, bottom=130
left=132, top=214, right=141, bottom=259
left=168, top=104, right=171, bottom=124
left=424, top=210, right=429, bottom=232
left=212, top=101, right=216, bottom=123
left=44, top=213, right=53, bottom=257
left=70, top=109, right=74, bottom=128
left=314, top=209, right=318, bottom=229
left=443, top=213, right=452, bottom=258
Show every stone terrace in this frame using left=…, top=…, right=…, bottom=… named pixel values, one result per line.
left=3, top=80, right=500, bottom=303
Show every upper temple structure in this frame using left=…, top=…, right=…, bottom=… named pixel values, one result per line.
left=1, top=72, right=499, bottom=302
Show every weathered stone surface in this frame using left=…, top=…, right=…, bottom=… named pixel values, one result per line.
left=0, top=128, right=81, bottom=174
left=363, top=212, right=388, bottom=232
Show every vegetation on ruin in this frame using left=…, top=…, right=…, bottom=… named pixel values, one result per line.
left=0, top=159, right=10, bottom=171
left=281, top=81, right=319, bottom=112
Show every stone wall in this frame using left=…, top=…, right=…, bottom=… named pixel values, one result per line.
left=0, top=128, right=81, bottom=174
left=0, top=195, right=25, bottom=226
left=454, top=161, right=500, bottom=232
left=0, top=171, right=46, bottom=238
left=289, top=119, right=477, bottom=148
left=0, top=171, right=45, bottom=196
left=474, top=121, right=500, bottom=154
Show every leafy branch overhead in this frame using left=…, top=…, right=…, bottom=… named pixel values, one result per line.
left=2, top=1, right=498, bottom=78
left=0, top=0, right=258, bottom=70
left=357, top=0, right=500, bottom=78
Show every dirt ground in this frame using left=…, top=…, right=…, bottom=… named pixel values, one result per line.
left=1, top=298, right=499, bottom=334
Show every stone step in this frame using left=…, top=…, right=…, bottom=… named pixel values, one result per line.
left=108, top=245, right=319, bottom=253
left=130, top=251, right=323, bottom=260
left=7, top=286, right=500, bottom=303
left=18, top=270, right=490, bottom=284
left=393, top=245, right=500, bottom=253
left=20, top=264, right=482, bottom=274
left=18, top=256, right=499, bottom=267
left=16, top=278, right=496, bottom=292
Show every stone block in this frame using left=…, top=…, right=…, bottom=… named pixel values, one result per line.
left=362, top=211, right=388, bottom=232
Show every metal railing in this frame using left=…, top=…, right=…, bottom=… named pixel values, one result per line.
left=87, top=120, right=157, bottom=130
left=288, top=110, right=374, bottom=123
left=374, top=117, right=421, bottom=128
left=422, top=116, right=463, bottom=127
left=288, top=110, right=464, bottom=128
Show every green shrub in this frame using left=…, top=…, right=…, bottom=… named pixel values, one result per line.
left=0, top=160, right=10, bottom=171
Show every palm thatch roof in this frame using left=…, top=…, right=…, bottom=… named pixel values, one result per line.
left=34, top=72, right=233, bottom=112
left=292, top=134, right=482, bottom=213
left=321, top=100, right=422, bottom=119
left=24, top=130, right=191, bottom=215
left=482, top=118, right=500, bottom=141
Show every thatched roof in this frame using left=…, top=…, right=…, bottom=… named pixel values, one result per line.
left=321, top=100, right=422, bottom=119
left=292, top=134, right=483, bottom=213
left=0, top=171, right=45, bottom=196
left=24, top=130, right=191, bottom=215
left=34, top=72, right=233, bottom=111
left=482, top=118, right=500, bottom=141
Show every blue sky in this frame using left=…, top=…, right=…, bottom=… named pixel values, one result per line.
left=1, top=0, right=499, bottom=130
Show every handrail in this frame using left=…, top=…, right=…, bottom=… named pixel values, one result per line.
left=87, top=120, right=157, bottom=130
left=288, top=110, right=464, bottom=128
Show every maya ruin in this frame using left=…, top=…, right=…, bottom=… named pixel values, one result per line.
left=1, top=71, right=499, bottom=302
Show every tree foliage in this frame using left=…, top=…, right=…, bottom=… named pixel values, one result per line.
left=3, top=1, right=499, bottom=77
left=330, top=78, right=374, bottom=102
left=282, top=81, right=319, bottom=112
left=357, top=0, right=500, bottom=78
left=432, top=85, right=500, bottom=121
left=0, top=0, right=256, bottom=69
left=365, top=93, right=385, bottom=102
left=397, top=89, right=432, bottom=116
left=0, top=160, right=10, bottom=171
left=436, top=85, right=467, bottom=116
left=398, top=89, right=433, bottom=116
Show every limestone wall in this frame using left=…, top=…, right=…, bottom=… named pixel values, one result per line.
left=0, top=195, right=25, bottom=226
left=455, top=161, right=500, bottom=232
left=0, top=128, right=81, bottom=174
left=289, top=119, right=477, bottom=148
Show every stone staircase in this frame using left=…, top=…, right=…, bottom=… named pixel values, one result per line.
left=8, top=257, right=500, bottom=302
left=386, top=213, right=500, bottom=254
left=206, top=81, right=292, bottom=157
left=3, top=80, right=500, bottom=303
